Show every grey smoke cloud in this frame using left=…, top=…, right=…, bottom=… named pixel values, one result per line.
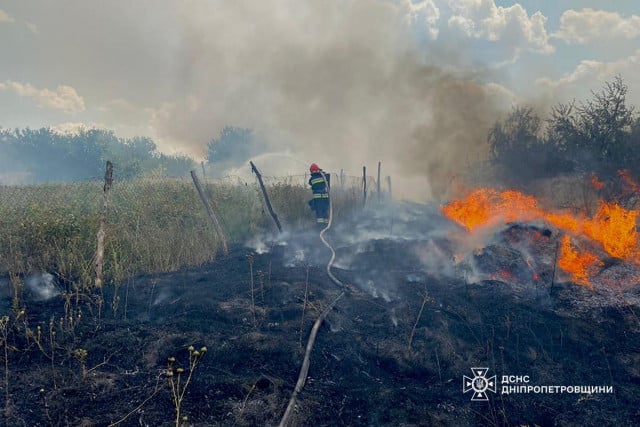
left=152, top=0, right=508, bottom=199
left=2, top=0, right=511, bottom=199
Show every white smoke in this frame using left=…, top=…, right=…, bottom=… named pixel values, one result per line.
left=25, top=273, right=59, bottom=301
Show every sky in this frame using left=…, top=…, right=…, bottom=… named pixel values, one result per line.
left=1, top=0, right=639, bottom=198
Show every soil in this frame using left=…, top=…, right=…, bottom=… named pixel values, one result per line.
left=1, top=203, right=639, bottom=426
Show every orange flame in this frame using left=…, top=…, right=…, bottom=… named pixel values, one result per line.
left=441, top=188, right=640, bottom=285
left=557, top=235, right=602, bottom=287
left=441, top=189, right=539, bottom=232
left=590, top=175, right=605, bottom=191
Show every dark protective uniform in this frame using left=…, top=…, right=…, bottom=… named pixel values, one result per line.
left=308, top=171, right=330, bottom=225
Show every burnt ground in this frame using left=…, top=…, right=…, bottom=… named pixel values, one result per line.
left=1, top=203, right=640, bottom=426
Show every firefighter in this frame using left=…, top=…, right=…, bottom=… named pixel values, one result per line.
left=308, top=163, right=330, bottom=226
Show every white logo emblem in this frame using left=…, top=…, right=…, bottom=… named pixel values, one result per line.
left=463, top=368, right=497, bottom=401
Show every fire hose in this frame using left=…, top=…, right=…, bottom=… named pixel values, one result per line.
left=278, top=171, right=346, bottom=427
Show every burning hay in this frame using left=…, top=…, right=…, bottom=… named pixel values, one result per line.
left=441, top=185, right=640, bottom=290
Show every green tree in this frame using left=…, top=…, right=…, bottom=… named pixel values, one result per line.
left=547, top=75, right=635, bottom=176
left=489, top=106, right=565, bottom=184
left=490, top=76, right=638, bottom=187
left=206, top=126, right=265, bottom=169
left=0, top=127, right=196, bottom=182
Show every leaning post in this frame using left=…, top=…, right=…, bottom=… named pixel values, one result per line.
left=191, top=170, right=229, bottom=255
left=95, top=160, right=113, bottom=288
left=250, top=161, right=283, bottom=233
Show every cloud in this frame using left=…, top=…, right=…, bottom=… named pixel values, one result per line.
left=535, top=50, right=640, bottom=105
left=404, top=0, right=441, bottom=39
left=0, top=9, right=15, bottom=23
left=555, top=8, right=640, bottom=44
left=447, top=0, right=554, bottom=56
left=483, top=81, right=517, bottom=105
left=0, top=81, right=85, bottom=113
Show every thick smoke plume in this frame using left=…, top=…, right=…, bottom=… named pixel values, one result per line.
left=155, top=0, right=508, bottom=199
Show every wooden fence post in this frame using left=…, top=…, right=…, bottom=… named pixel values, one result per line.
left=191, top=170, right=229, bottom=255
left=95, top=161, right=113, bottom=288
left=362, top=166, right=367, bottom=208
left=250, top=161, right=283, bottom=233
left=201, top=161, right=206, bottom=179
left=340, top=169, right=344, bottom=190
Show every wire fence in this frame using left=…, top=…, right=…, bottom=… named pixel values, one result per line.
left=0, top=167, right=387, bottom=284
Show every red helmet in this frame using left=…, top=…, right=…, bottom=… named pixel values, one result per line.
left=309, top=163, right=320, bottom=173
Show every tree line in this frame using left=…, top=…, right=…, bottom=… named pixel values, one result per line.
left=0, top=124, right=266, bottom=183
left=0, top=127, right=195, bottom=182
left=4, top=77, right=638, bottom=187
left=489, top=76, right=640, bottom=189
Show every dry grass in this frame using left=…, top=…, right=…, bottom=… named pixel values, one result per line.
left=0, top=177, right=361, bottom=289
